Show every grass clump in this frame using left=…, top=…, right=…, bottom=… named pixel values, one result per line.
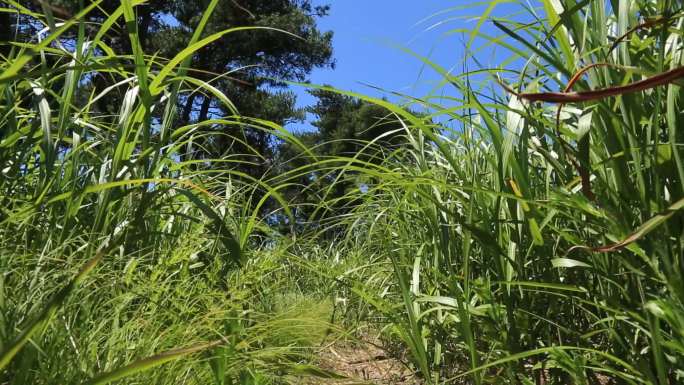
left=0, top=1, right=337, bottom=384
left=307, top=1, right=684, bottom=384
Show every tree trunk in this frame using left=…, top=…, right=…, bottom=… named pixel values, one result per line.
left=0, top=5, right=13, bottom=58
left=198, top=96, right=212, bottom=122
left=181, top=93, right=198, bottom=125
left=138, top=7, right=153, bottom=51
left=182, top=96, right=211, bottom=162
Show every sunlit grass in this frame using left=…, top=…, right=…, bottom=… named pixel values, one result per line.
left=0, top=1, right=335, bottom=384
left=2, top=0, right=684, bottom=384
left=321, top=1, right=684, bottom=384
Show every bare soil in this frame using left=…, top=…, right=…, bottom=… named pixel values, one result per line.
left=311, top=340, right=421, bottom=385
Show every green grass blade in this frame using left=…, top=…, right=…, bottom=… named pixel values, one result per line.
left=84, top=341, right=222, bottom=385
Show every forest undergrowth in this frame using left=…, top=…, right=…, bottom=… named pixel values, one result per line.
left=1, top=1, right=684, bottom=384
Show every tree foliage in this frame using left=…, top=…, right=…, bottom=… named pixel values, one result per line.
left=1, top=0, right=334, bottom=167
left=275, top=89, right=416, bottom=233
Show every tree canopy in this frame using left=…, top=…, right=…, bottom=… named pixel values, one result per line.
left=1, top=0, right=334, bottom=165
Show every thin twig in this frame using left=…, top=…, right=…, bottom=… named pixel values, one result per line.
left=515, top=66, right=684, bottom=103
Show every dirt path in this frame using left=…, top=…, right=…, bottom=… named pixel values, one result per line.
left=313, top=341, right=421, bottom=385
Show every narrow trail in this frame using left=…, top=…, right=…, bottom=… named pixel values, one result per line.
left=314, top=341, right=421, bottom=385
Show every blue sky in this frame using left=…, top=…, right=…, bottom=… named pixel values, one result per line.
left=288, top=1, right=523, bottom=131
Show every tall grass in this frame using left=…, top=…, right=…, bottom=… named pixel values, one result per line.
left=322, top=1, right=684, bottom=384
left=0, top=2, right=336, bottom=384
left=2, top=0, right=684, bottom=384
